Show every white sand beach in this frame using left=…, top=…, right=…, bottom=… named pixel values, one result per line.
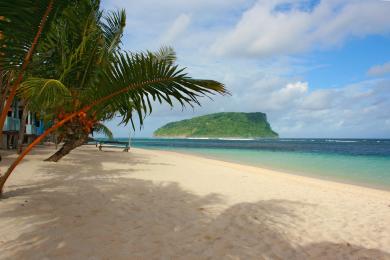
left=1, top=146, right=389, bottom=259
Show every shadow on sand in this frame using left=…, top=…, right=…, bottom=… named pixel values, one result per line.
left=1, top=148, right=389, bottom=259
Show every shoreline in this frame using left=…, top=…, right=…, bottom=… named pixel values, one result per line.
left=130, top=146, right=390, bottom=193
left=134, top=147, right=390, bottom=198
left=1, top=146, right=389, bottom=259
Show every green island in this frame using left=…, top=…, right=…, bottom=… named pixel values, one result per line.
left=154, top=112, right=278, bottom=138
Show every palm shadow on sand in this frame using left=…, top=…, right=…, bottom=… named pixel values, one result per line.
left=1, top=148, right=389, bottom=259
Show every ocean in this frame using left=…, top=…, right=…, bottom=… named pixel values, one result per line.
left=98, top=138, right=390, bottom=190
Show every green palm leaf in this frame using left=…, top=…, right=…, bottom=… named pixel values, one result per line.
left=86, top=51, right=228, bottom=126
left=0, top=0, right=75, bottom=70
left=101, top=9, right=126, bottom=54
left=93, top=122, right=113, bottom=139
left=150, top=46, right=177, bottom=65
left=19, top=78, right=72, bottom=110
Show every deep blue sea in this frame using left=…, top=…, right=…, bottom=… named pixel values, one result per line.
left=97, top=138, right=390, bottom=190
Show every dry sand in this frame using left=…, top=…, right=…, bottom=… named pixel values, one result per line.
left=0, top=145, right=389, bottom=259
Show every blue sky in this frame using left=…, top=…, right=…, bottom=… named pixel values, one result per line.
left=100, top=0, right=390, bottom=138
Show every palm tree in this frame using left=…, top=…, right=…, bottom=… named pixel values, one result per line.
left=0, top=0, right=76, bottom=142
left=0, top=1, right=227, bottom=195
left=17, top=0, right=124, bottom=160
left=0, top=70, right=13, bottom=117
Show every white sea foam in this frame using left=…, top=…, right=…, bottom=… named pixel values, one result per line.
left=326, top=139, right=358, bottom=143
left=217, top=138, right=254, bottom=141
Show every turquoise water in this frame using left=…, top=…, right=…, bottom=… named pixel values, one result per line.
left=97, top=138, right=390, bottom=190
left=156, top=147, right=390, bottom=190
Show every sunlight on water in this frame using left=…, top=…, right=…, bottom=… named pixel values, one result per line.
left=169, top=148, right=390, bottom=190
left=99, top=138, right=390, bottom=190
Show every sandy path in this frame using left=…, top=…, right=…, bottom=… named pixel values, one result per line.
left=0, top=146, right=389, bottom=259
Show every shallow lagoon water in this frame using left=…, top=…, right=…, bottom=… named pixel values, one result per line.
left=100, top=138, right=390, bottom=190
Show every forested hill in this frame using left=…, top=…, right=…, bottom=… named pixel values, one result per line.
left=154, top=112, right=278, bottom=138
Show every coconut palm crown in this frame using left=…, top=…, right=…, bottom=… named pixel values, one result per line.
left=0, top=0, right=227, bottom=194
left=17, top=0, right=226, bottom=161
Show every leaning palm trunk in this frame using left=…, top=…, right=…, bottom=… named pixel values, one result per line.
left=45, top=133, right=88, bottom=162
left=0, top=71, right=12, bottom=116
left=0, top=110, right=82, bottom=195
left=0, top=55, right=227, bottom=195
left=0, top=1, right=55, bottom=137
left=17, top=105, right=29, bottom=154
left=45, top=120, right=90, bottom=162
left=0, top=71, right=13, bottom=147
left=45, top=120, right=113, bottom=162
left=0, top=79, right=146, bottom=194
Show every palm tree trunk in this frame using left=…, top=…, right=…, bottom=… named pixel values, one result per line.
left=0, top=77, right=178, bottom=195
left=1, top=110, right=80, bottom=195
left=17, top=106, right=28, bottom=154
left=0, top=71, right=12, bottom=148
left=0, top=71, right=13, bottom=112
left=0, top=0, right=54, bottom=137
left=44, top=134, right=88, bottom=162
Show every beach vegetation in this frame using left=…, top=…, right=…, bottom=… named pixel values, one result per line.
left=155, top=112, right=278, bottom=138
left=0, top=0, right=227, bottom=195
left=0, top=0, right=76, bottom=144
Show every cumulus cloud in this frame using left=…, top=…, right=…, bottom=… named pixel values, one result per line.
left=271, top=80, right=390, bottom=138
left=111, top=76, right=390, bottom=138
left=276, top=81, right=308, bottom=99
left=102, top=0, right=249, bottom=52
left=367, top=61, right=390, bottom=76
left=212, top=0, right=390, bottom=57
left=100, top=0, right=390, bottom=138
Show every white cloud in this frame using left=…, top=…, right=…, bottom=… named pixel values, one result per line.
left=367, top=61, right=390, bottom=76
left=300, top=89, right=333, bottom=110
left=155, top=78, right=389, bottom=138
left=103, top=75, right=390, bottom=138
left=278, top=81, right=308, bottom=97
left=99, top=0, right=390, bottom=138
left=212, top=0, right=390, bottom=57
left=161, top=14, right=191, bottom=44
left=272, top=79, right=390, bottom=137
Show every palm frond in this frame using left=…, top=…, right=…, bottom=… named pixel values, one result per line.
left=13, top=0, right=102, bottom=87
left=85, top=51, right=228, bottom=126
left=93, top=122, right=113, bottom=139
left=101, top=9, right=126, bottom=54
left=0, top=0, right=75, bottom=70
left=150, top=46, right=177, bottom=65
left=18, top=78, right=72, bottom=110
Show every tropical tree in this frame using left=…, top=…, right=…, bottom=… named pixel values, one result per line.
left=0, top=0, right=76, bottom=143
left=17, top=0, right=122, bottom=160
left=0, top=51, right=227, bottom=194
left=0, top=70, right=13, bottom=116
left=0, top=1, right=227, bottom=195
